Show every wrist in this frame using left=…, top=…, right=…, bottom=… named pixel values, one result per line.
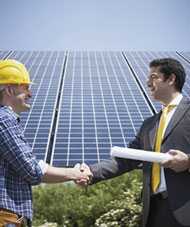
left=64, top=168, right=75, bottom=180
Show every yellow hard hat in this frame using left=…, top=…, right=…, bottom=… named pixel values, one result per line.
left=0, top=59, right=32, bottom=84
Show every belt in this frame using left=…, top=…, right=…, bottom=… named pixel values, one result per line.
left=0, top=208, right=18, bottom=215
left=151, top=191, right=168, bottom=200
left=0, top=208, right=26, bottom=227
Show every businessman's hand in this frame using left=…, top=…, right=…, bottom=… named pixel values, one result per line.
left=162, top=149, right=190, bottom=172
left=74, top=163, right=93, bottom=186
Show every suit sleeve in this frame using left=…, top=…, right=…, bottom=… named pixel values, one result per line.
left=90, top=120, right=146, bottom=184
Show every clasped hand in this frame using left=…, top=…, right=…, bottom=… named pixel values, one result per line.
left=74, top=163, right=93, bottom=186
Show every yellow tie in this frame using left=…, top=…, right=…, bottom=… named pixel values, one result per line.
left=151, top=105, right=176, bottom=193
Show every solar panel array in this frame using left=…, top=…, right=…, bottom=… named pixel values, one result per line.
left=51, top=52, right=152, bottom=166
left=0, top=51, right=190, bottom=166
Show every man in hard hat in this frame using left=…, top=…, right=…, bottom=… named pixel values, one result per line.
left=0, top=59, right=92, bottom=227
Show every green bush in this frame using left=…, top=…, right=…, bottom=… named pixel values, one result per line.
left=33, top=170, right=142, bottom=227
left=95, top=178, right=142, bottom=227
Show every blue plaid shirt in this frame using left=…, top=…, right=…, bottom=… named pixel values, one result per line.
left=0, top=106, right=44, bottom=220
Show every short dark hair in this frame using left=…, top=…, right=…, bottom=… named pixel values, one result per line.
left=149, top=58, right=186, bottom=92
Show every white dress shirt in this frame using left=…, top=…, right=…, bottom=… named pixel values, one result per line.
left=156, top=93, right=183, bottom=193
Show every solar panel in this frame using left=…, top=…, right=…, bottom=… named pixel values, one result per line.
left=0, top=50, right=11, bottom=59
left=51, top=51, right=153, bottom=166
left=179, top=52, right=190, bottom=63
left=6, top=51, right=66, bottom=161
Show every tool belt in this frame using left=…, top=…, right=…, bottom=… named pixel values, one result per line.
left=0, top=208, right=24, bottom=227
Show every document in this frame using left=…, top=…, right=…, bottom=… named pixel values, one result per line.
left=110, top=146, right=172, bottom=163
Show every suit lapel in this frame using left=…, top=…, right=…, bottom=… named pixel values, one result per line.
left=162, top=97, right=190, bottom=144
left=148, top=112, right=161, bottom=150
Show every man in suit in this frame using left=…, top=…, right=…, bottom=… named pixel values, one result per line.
left=77, top=58, right=190, bottom=227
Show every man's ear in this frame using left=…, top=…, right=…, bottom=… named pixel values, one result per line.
left=4, top=85, right=14, bottom=96
left=168, top=74, right=176, bottom=86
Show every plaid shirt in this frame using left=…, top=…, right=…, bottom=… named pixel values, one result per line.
left=0, top=105, right=45, bottom=220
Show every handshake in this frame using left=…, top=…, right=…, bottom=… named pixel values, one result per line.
left=73, top=163, right=93, bottom=186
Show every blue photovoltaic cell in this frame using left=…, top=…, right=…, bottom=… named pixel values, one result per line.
left=0, top=51, right=10, bottom=59
left=51, top=51, right=153, bottom=166
left=179, top=52, right=190, bottom=62
left=6, top=51, right=65, bottom=161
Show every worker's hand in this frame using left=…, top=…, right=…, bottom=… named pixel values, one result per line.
left=41, top=164, right=92, bottom=183
left=161, top=149, right=190, bottom=172
left=74, top=163, right=93, bottom=186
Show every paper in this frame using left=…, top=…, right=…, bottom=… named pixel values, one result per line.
left=110, top=146, right=172, bottom=163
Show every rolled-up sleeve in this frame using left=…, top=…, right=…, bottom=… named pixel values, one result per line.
left=0, top=116, right=45, bottom=185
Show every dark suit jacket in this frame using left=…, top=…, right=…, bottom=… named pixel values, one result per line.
left=90, top=97, right=190, bottom=227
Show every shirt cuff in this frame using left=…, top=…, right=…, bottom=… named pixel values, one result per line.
left=38, top=160, right=48, bottom=175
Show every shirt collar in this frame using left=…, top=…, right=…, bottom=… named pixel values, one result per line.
left=0, top=105, right=20, bottom=122
left=168, top=93, right=183, bottom=106
left=7, top=106, right=20, bottom=122
left=162, top=93, right=183, bottom=109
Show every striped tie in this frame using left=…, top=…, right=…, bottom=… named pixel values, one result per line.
left=151, top=105, right=176, bottom=193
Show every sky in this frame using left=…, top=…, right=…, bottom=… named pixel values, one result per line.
left=0, top=0, right=189, bottom=51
